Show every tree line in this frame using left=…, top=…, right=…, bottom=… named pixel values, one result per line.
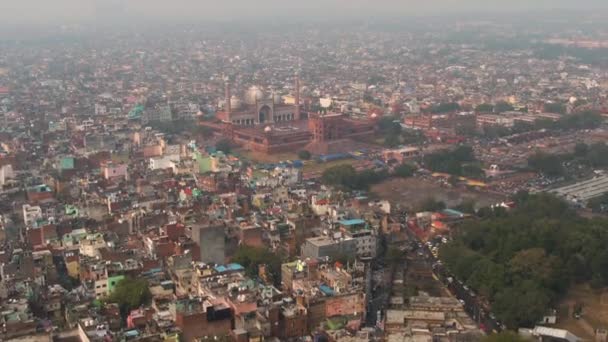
left=440, top=193, right=608, bottom=329
left=321, top=161, right=416, bottom=190
left=423, top=145, right=484, bottom=178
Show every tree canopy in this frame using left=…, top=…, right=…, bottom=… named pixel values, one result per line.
left=527, top=152, right=564, bottom=177
left=423, top=145, right=483, bottom=178
left=109, top=278, right=152, bottom=318
left=321, top=164, right=389, bottom=190
left=298, top=150, right=312, bottom=160
left=494, top=101, right=515, bottom=113
left=394, top=163, right=416, bottom=178
left=543, top=102, right=566, bottom=114
left=232, top=245, right=283, bottom=286
left=430, top=102, right=460, bottom=114
left=440, top=193, right=608, bottom=329
left=588, top=192, right=608, bottom=213
left=215, top=139, right=232, bottom=154
left=475, top=103, right=494, bottom=113
left=483, top=331, right=531, bottom=342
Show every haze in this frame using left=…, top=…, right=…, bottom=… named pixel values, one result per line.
left=2, top=0, right=608, bottom=28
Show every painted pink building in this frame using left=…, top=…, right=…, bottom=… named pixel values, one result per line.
left=102, top=162, right=128, bottom=181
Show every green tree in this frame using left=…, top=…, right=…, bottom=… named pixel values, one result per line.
left=558, top=111, right=602, bottom=130
left=232, top=246, right=283, bottom=286
left=588, top=193, right=608, bottom=212
left=394, top=163, right=416, bottom=178
left=475, top=103, right=494, bottom=113
left=109, top=278, right=152, bottom=318
left=483, top=331, right=531, bottom=342
left=574, top=143, right=589, bottom=157
left=423, top=145, right=478, bottom=176
left=544, top=102, right=566, bottom=114
left=298, top=150, right=312, bottom=160
left=493, top=281, right=551, bottom=328
left=512, top=121, right=534, bottom=134
left=215, top=139, right=232, bottom=154
left=401, top=129, right=426, bottom=144
left=322, top=164, right=357, bottom=188
left=585, top=143, right=608, bottom=167
left=377, top=116, right=401, bottom=134
left=440, top=193, right=608, bottom=329
left=431, top=102, right=460, bottom=113
left=455, top=200, right=476, bottom=214
left=196, top=125, right=213, bottom=137
left=384, top=133, right=401, bottom=148
left=527, top=152, right=563, bottom=177
left=494, top=101, right=514, bottom=113
left=322, top=164, right=388, bottom=190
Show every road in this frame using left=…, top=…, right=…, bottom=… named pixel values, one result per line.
left=365, top=259, right=394, bottom=327
left=394, top=214, right=504, bottom=333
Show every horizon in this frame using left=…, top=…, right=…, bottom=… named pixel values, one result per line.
left=1, top=0, right=608, bottom=31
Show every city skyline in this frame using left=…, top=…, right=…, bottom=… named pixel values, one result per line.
left=2, top=0, right=608, bottom=28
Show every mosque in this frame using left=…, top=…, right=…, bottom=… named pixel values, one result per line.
left=203, top=74, right=377, bottom=154
left=215, top=74, right=303, bottom=125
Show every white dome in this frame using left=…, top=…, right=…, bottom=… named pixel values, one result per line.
left=230, top=95, right=242, bottom=110
left=371, top=113, right=378, bottom=118
left=264, top=126, right=273, bottom=132
left=244, top=86, right=265, bottom=105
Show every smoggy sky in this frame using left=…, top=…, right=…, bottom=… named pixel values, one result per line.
left=1, top=0, right=607, bottom=28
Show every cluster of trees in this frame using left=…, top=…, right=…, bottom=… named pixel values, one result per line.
left=588, top=193, right=608, bottom=213
left=377, top=116, right=426, bottom=147
left=322, top=161, right=417, bottom=190
left=468, top=111, right=603, bottom=139
left=215, top=139, right=232, bottom=154
left=232, top=245, right=283, bottom=286
left=535, top=43, right=608, bottom=65
left=440, top=193, right=608, bottom=328
left=543, top=102, right=566, bottom=114
left=483, top=331, right=531, bottom=342
left=527, top=152, right=564, bottom=177
left=423, top=145, right=483, bottom=178
left=321, top=164, right=389, bottom=190
left=572, top=142, right=608, bottom=168
left=427, top=102, right=461, bottom=114
left=553, top=111, right=603, bottom=130
left=298, top=150, right=312, bottom=160
left=527, top=142, right=608, bottom=177
left=393, top=163, right=416, bottom=178
left=109, top=278, right=152, bottom=319
left=475, top=101, right=515, bottom=114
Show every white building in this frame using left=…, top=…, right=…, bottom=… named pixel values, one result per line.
left=23, top=204, right=43, bottom=227
left=0, top=164, right=14, bottom=186
left=149, top=154, right=180, bottom=172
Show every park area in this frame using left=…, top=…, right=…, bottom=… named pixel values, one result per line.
left=370, top=177, right=505, bottom=210
left=555, top=284, right=608, bottom=340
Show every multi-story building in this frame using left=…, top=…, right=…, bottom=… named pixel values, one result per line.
left=190, top=221, right=226, bottom=264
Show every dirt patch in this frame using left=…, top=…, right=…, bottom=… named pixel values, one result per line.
left=556, top=284, right=608, bottom=340
left=370, top=177, right=505, bottom=210
left=235, top=149, right=298, bottom=163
